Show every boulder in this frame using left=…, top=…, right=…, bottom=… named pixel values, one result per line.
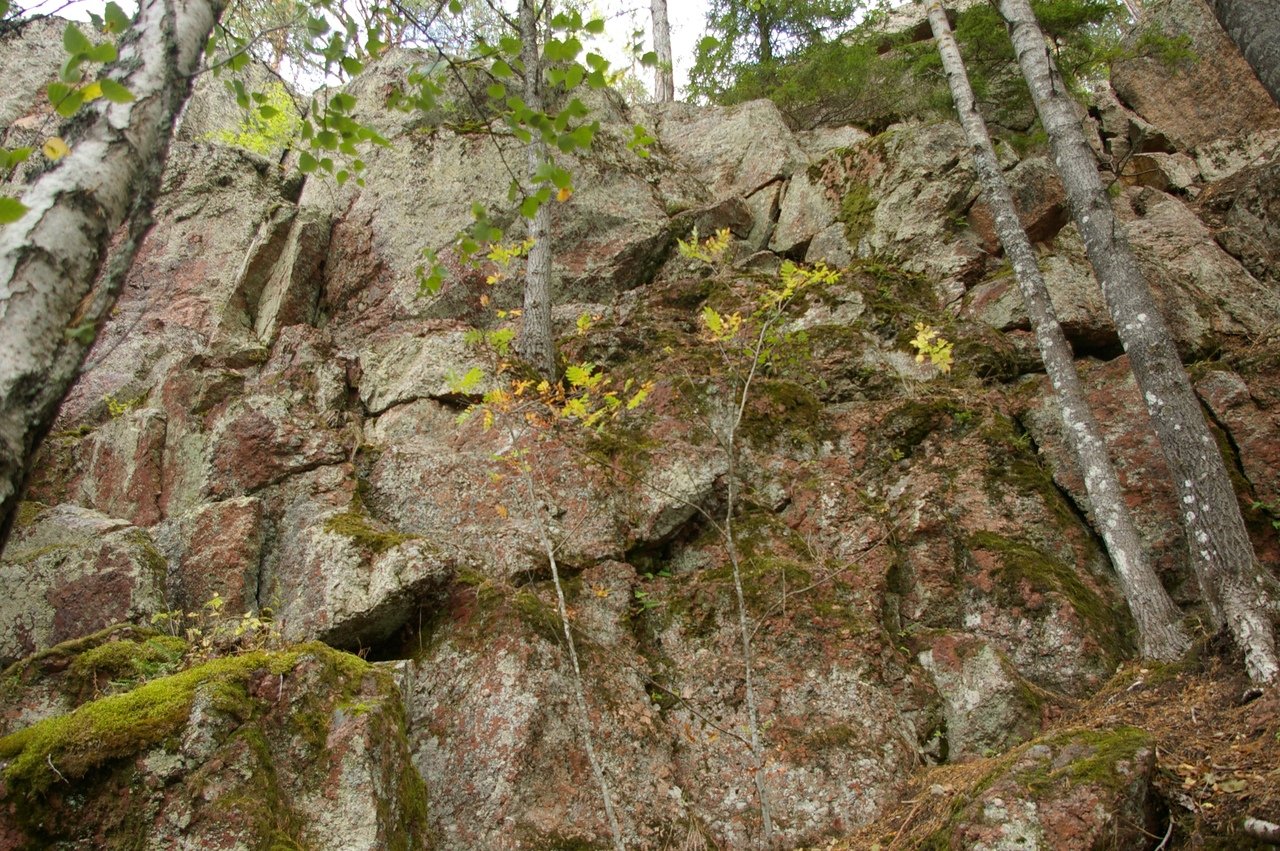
left=918, top=633, right=1042, bottom=761
left=1110, top=0, right=1280, bottom=154
left=931, top=727, right=1158, bottom=850
left=1197, top=159, right=1280, bottom=285
left=0, top=640, right=428, bottom=850
left=0, top=506, right=166, bottom=666
left=276, top=511, right=453, bottom=649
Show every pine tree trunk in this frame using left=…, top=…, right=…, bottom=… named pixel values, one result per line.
left=998, top=0, right=1280, bottom=683
left=0, top=0, right=225, bottom=551
left=517, top=0, right=558, bottom=380
left=924, top=0, right=1188, bottom=661
left=651, top=0, right=675, bottom=102
left=1204, top=0, right=1280, bottom=106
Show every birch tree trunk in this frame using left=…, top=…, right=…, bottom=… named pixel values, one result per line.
left=997, top=0, right=1280, bottom=683
left=0, top=0, right=224, bottom=552
left=924, top=0, right=1187, bottom=660
left=1203, top=0, right=1280, bottom=107
left=651, top=0, right=675, bottom=101
left=516, top=0, right=558, bottom=380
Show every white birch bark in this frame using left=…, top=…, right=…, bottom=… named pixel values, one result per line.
left=998, top=0, right=1279, bottom=683
left=0, top=0, right=223, bottom=550
left=651, top=0, right=675, bottom=102
left=1204, top=0, right=1280, bottom=106
left=924, top=0, right=1188, bottom=661
left=516, top=0, right=558, bottom=380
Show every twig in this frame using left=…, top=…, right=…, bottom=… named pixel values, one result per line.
left=46, top=754, right=67, bottom=784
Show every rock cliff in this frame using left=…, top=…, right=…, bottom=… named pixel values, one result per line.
left=1, top=1, right=1278, bottom=848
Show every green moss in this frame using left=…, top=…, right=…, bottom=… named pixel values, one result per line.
left=514, top=590, right=567, bottom=646
left=12, top=501, right=46, bottom=529
left=323, top=511, right=419, bottom=555
left=876, top=397, right=961, bottom=460
left=68, top=634, right=186, bottom=694
left=1017, top=726, right=1151, bottom=794
left=968, top=531, right=1130, bottom=662
left=804, top=723, right=859, bottom=750
left=839, top=182, right=877, bottom=245
left=0, top=650, right=298, bottom=795
left=741, top=379, right=826, bottom=446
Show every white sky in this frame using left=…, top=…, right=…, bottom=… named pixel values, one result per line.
left=37, top=0, right=711, bottom=96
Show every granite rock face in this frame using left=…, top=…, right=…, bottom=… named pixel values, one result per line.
left=1, top=10, right=1278, bottom=850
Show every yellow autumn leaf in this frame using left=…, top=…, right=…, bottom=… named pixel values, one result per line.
left=80, top=81, right=103, bottom=102
left=556, top=186, right=573, bottom=202
left=41, top=136, right=70, bottom=161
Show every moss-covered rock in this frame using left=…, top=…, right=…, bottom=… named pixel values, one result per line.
left=0, top=640, right=429, bottom=850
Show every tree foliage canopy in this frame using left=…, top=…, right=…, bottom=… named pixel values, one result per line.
left=690, top=0, right=1139, bottom=131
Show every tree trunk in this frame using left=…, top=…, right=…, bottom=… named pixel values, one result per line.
left=998, top=0, right=1280, bottom=683
left=516, top=0, right=558, bottom=380
left=0, top=0, right=224, bottom=552
left=924, top=0, right=1188, bottom=661
left=651, top=0, right=675, bottom=102
left=756, top=6, right=773, bottom=64
left=1204, top=0, right=1280, bottom=107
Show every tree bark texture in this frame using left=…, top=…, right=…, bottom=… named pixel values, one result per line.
left=517, top=0, right=558, bottom=380
left=651, top=0, right=675, bottom=102
left=0, top=0, right=224, bottom=552
left=998, top=0, right=1280, bottom=683
left=924, top=0, right=1188, bottom=661
left=1204, top=0, right=1280, bottom=106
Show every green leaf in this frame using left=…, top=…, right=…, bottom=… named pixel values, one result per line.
left=46, top=82, right=71, bottom=106
left=98, top=78, right=134, bottom=103
left=341, top=56, right=364, bottom=76
left=298, top=151, right=318, bottom=173
left=564, top=363, right=595, bottom=388
left=0, top=196, right=27, bottom=224
left=88, top=42, right=117, bottom=63
left=62, top=22, right=92, bottom=55
left=447, top=0, right=461, bottom=12
left=486, top=83, right=506, bottom=100
left=0, top=1, right=10, bottom=20
left=519, top=195, right=541, bottom=219
left=102, top=2, right=131, bottom=33
left=53, top=88, right=84, bottom=117
left=491, top=60, right=513, bottom=79
left=499, top=35, right=522, bottom=56
left=640, top=51, right=658, bottom=67
left=585, top=18, right=605, bottom=35
left=0, top=147, right=31, bottom=168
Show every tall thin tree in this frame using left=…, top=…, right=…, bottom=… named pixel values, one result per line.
left=923, top=0, right=1187, bottom=660
left=651, top=0, right=675, bottom=101
left=998, top=0, right=1280, bottom=683
left=0, top=0, right=225, bottom=552
left=1203, top=0, right=1280, bottom=106
left=516, top=0, right=558, bottom=379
